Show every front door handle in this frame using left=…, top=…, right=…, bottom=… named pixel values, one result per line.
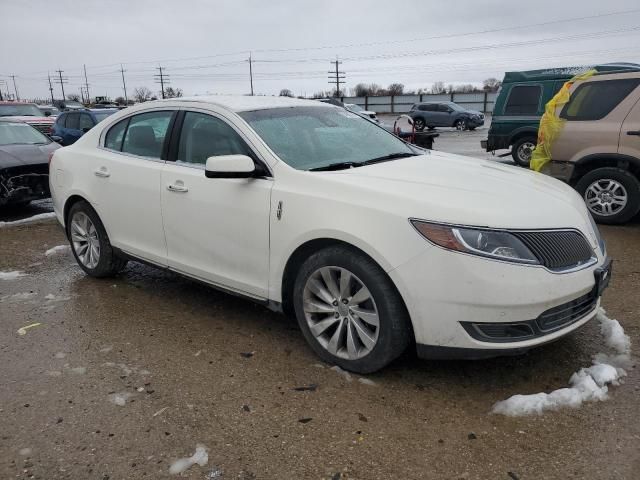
left=627, top=130, right=640, bottom=136
left=167, top=183, right=188, bottom=193
left=94, top=167, right=110, bottom=178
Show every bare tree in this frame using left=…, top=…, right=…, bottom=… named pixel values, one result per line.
left=387, top=83, right=404, bottom=96
left=164, top=87, right=183, bottom=98
left=279, top=89, right=294, bottom=97
left=353, top=83, right=370, bottom=97
left=430, top=81, right=446, bottom=94
left=66, top=93, right=81, bottom=102
left=482, top=77, right=502, bottom=92
left=114, top=96, right=126, bottom=105
left=133, top=87, right=153, bottom=103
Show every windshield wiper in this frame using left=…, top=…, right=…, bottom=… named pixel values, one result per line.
left=363, top=152, right=418, bottom=165
left=308, top=161, right=365, bottom=172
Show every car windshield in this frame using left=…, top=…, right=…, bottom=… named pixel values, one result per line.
left=0, top=104, right=44, bottom=117
left=240, top=106, right=414, bottom=171
left=0, top=122, right=50, bottom=145
left=93, top=111, right=116, bottom=123
left=447, top=103, right=464, bottom=111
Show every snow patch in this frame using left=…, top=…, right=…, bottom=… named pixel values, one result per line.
left=108, top=392, right=133, bottom=406
left=70, top=367, right=86, bottom=375
left=0, top=271, right=26, bottom=280
left=1, top=292, right=37, bottom=302
left=330, top=365, right=353, bottom=382
left=44, top=293, right=71, bottom=302
left=45, top=245, right=70, bottom=256
left=0, top=212, right=56, bottom=228
left=169, top=444, right=208, bottom=475
left=18, top=448, right=32, bottom=456
left=492, top=308, right=631, bottom=416
left=358, top=377, right=377, bottom=386
left=54, top=352, right=66, bottom=359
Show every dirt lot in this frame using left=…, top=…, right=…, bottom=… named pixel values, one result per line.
left=1, top=213, right=639, bottom=480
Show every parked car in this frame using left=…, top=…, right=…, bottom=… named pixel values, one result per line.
left=51, top=109, right=118, bottom=146
left=482, top=63, right=640, bottom=166
left=53, top=100, right=85, bottom=111
left=409, top=101, right=484, bottom=131
left=0, top=119, right=59, bottom=206
left=538, top=70, right=640, bottom=224
left=0, top=102, right=56, bottom=135
left=344, top=103, right=379, bottom=122
left=37, top=105, right=61, bottom=117
left=50, top=96, right=610, bottom=373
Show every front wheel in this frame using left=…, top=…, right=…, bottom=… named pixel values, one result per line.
left=413, top=118, right=425, bottom=132
left=293, top=246, right=411, bottom=374
left=454, top=119, right=467, bottom=131
left=66, top=200, right=128, bottom=277
left=575, top=168, right=640, bottom=224
left=511, top=137, right=537, bottom=167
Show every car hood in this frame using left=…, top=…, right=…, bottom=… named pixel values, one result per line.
left=318, top=152, right=593, bottom=232
left=0, top=143, right=59, bottom=168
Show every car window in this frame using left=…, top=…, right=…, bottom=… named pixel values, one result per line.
left=504, top=85, right=541, bottom=115
left=56, top=113, right=66, bottom=125
left=79, top=113, right=94, bottom=130
left=437, top=104, right=452, bottom=112
left=177, top=112, right=251, bottom=165
left=419, top=104, right=435, bottom=112
left=121, top=111, right=173, bottom=159
left=65, top=113, right=80, bottom=129
left=104, top=118, right=128, bottom=151
left=560, top=79, right=640, bottom=121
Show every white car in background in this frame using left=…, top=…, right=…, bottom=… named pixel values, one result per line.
left=50, top=96, right=611, bottom=373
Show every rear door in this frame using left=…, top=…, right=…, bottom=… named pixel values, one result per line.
left=619, top=91, right=640, bottom=159
left=552, top=77, right=640, bottom=161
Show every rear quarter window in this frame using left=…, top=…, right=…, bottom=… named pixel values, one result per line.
left=560, top=78, right=640, bottom=121
left=504, top=85, right=542, bottom=115
left=104, top=118, right=129, bottom=151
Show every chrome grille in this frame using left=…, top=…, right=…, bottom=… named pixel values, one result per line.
left=512, top=230, right=594, bottom=270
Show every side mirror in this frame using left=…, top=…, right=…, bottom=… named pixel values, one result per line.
left=205, top=155, right=255, bottom=179
left=50, top=135, right=63, bottom=144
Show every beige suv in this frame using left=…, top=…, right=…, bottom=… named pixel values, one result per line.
left=541, top=71, right=640, bottom=224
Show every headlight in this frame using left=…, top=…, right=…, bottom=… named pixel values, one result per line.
left=410, top=220, right=539, bottom=264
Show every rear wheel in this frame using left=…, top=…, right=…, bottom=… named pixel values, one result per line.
left=413, top=117, right=425, bottom=132
left=512, top=137, right=537, bottom=167
left=575, top=167, right=640, bottom=224
left=66, top=200, right=127, bottom=277
left=293, top=246, right=411, bottom=374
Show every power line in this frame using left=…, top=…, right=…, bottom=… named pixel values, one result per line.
left=54, top=70, right=68, bottom=100
left=10, top=75, right=19, bottom=100
left=154, top=66, right=169, bottom=99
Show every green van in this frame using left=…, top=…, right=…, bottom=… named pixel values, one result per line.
left=482, top=63, right=640, bottom=166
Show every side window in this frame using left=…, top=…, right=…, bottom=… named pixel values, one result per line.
left=121, top=111, right=174, bottom=159
left=560, top=79, right=640, bottom=121
left=56, top=113, right=66, bottom=126
left=65, top=113, right=80, bottom=129
left=177, top=112, right=251, bottom=165
left=104, top=118, right=128, bottom=151
left=418, top=104, right=433, bottom=112
left=437, top=104, right=452, bottom=112
left=504, top=85, right=541, bottom=115
left=79, top=113, right=94, bottom=131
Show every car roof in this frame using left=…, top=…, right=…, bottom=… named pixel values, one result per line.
left=156, top=95, right=330, bottom=112
left=503, top=63, right=640, bottom=83
left=0, top=101, right=37, bottom=106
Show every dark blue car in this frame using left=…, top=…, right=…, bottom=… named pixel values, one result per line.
left=51, top=109, right=118, bottom=146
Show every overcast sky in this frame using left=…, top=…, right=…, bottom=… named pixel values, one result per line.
left=1, top=0, right=640, bottom=101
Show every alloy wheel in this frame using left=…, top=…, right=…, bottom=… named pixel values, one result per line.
left=302, top=266, right=379, bottom=360
left=517, top=141, right=535, bottom=164
left=455, top=119, right=467, bottom=131
left=70, top=211, right=101, bottom=269
left=584, top=179, right=628, bottom=217
left=413, top=118, right=425, bottom=130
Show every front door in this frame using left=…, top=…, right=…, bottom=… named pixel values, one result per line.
left=619, top=95, right=640, bottom=159
left=161, top=110, right=272, bottom=298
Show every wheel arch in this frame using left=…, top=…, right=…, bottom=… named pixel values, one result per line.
left=63, top=194, right=89, bottom=229
left=508, top=128, right=538, bottom=147
left=571, top=153, right=640, bottom=185
left=279, top=238, right=414, bottom=343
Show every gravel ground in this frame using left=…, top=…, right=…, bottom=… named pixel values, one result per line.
left=0, top=215, right=638, bottom=479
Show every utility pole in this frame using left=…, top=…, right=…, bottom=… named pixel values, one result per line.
left=10, top=75, right=19, bottom=101
left=248, top=52, right=254, bottom=96
left=120, top=64, right=128, bottom=104
left=55, top=70, right=68, bottom=100
left=328, top=58, right=345, bottom=98
left=83, top=64, right=90, bottom=103
left=0, top=80, right=4, bottom=101
left=154, top=66, right=169, bottom=99
left=47, top=74, right=55, bottom=103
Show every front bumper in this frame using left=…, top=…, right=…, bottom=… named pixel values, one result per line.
left=0, top=170, right=50, bottom=206
left=388, top=243, right=609, bottom=359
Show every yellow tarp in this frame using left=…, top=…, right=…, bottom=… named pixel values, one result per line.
left=530, top=69, right=596, bottom=172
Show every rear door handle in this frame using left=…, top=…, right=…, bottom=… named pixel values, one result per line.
left=94, top=167, right=110, bottom=178
left=167, top=183, right=188, bottom=193
left=627, top=130, right=640, bottom=136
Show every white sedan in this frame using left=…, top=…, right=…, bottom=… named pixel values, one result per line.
left=49, top=96, right=611, bottom=373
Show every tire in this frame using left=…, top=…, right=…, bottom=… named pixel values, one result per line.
left=454, top=119, right=467, bottom=131
left=413, top=117, right=425, bottom=132
left=66, top=200, right=127, bottom=277
left=292, top=246, right=411, bottom=374
left=575, top=167, right=640, bottom=225
left=427, top=126, right=436, bottom=131
left=511, top=136, right=537, bottom=167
